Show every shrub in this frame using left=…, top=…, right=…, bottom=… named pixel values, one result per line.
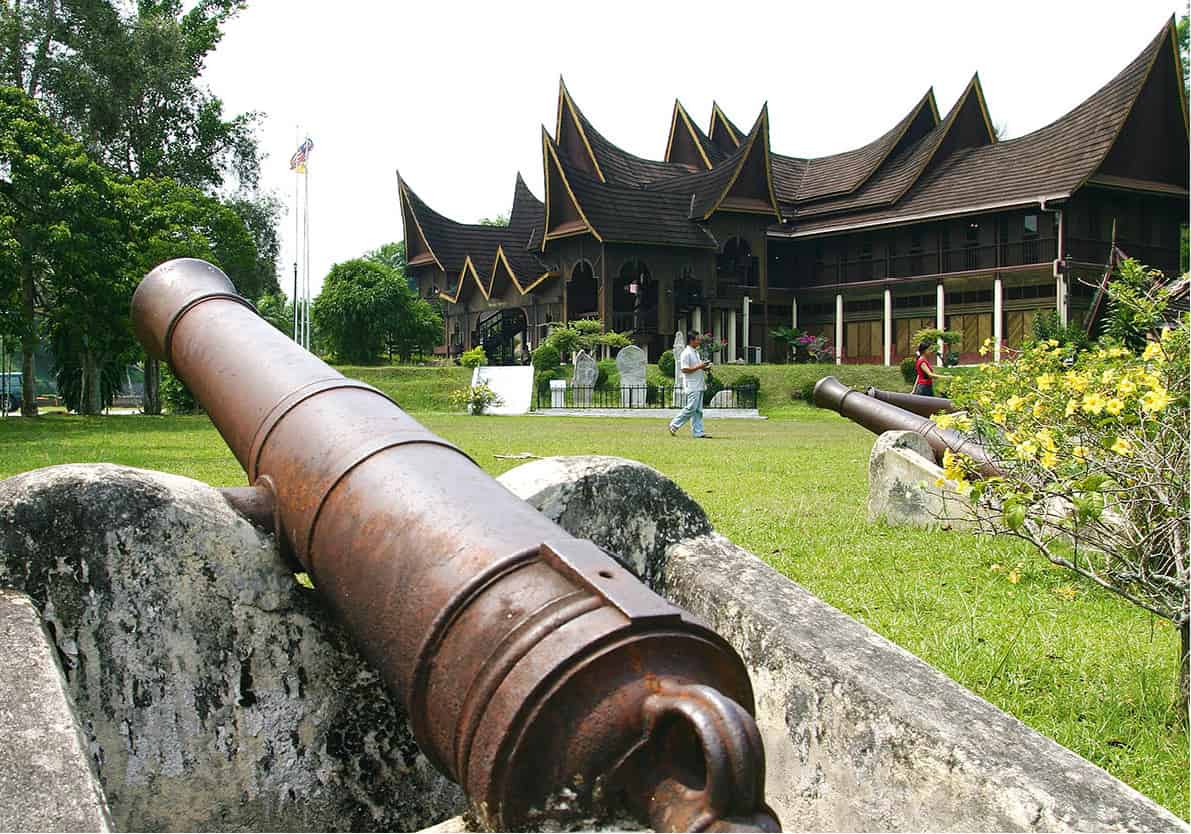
left=162, top=366, right=201, bottom=414
left=532, top=343, right=561, bottom=371
left=732, top=373, right=761, bottom=392
left=1031, top=310, right=1091, bottom=351
left=900, top=356, right=918, bottom=384
left=946, top=300, right=1189, bottom=704
left=534, top=367, right=566, bottom=397
left=701, top=369, right=724, bottom=406
left=658, top=349, right=676, bottom=379
left=799, top=379, right=818, bottom=405
left=460, top=346, right=487, bottom=368
left=449, top=382, right=503, bottom=415
left=599, top=331, right=632, bottom=351
left=596, top=359, right=618, bottom=390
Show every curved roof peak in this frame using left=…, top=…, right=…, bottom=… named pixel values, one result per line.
left=664, top=99, right=721, bottom=171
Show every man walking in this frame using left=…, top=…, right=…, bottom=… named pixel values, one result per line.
left=669, top=331, right=711, bottom=438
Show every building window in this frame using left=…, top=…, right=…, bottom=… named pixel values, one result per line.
left=1024, top=214, right=1039, bottom=237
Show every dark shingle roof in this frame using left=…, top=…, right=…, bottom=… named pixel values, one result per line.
left=400, top=178, right=506, bottom=277
left=772, top=90, right=939, bottom=206
left=786, top=21, right=1179, bottom=236
left=709, top=103, right=746, bottom=153
left=666, top=100, right=727, bottom=168
left=551, top=142, right=718, bottom=249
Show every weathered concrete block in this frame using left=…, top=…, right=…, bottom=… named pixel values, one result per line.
left=498, top=455, right=1186, bottom=833
left=0, top=464, right=464, bottom=832
left=0, top=589, right=113, bottom=832
left=868, top=430, right=972, bottom=528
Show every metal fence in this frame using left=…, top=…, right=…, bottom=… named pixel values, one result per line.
left=536, top=384, right=758, bottom=411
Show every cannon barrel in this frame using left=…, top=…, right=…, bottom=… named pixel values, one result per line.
left=863, top=387, right=957, bottom=418
left=814, top=376, right=999, bottom=477
left=132, top=259, right=779, bottom=832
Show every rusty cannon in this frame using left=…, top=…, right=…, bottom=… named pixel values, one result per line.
left=863, top=387, right=956, bottom=418
left=132, top=259, right=780, bottom=833
left=814, top=376, right=1000, bottom=478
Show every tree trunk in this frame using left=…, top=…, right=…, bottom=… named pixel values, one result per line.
left=143, top=357, right=161, bottom=415
left=19, top=255, right=37, bottom=417
left=1180, top=620, right=1189, bottom=719
left=79, top=350, right=102, bottom=415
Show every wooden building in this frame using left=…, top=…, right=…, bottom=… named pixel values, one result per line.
left=401, top=20, right=1187, bottom=365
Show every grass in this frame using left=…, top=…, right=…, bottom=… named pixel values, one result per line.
left=0, top=399, right=1186, bottom=818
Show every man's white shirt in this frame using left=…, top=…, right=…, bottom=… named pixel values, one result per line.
left=680, top=345, right=705, bottom=392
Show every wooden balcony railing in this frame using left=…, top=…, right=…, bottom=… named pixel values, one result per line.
left=809, top=237, right=1060, bottom=286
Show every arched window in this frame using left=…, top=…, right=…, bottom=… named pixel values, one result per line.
left=567, top=260, right=598, bottom=321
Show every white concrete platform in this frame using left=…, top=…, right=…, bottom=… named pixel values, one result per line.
left=471, top=366, right=534, bottom=415
left=532, top=408, right=764, bottom=419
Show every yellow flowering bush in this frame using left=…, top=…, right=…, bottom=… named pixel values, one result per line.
left=942, top=292, right=1189, bottom=700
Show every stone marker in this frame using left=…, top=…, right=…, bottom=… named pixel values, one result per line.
left=572, top=349, right=597, bottom=407
left=708, top=388, right=736, bottom=408
left=0, top=589, right=113, bottom=832
left=616, top=344, right=647, bottom=407
left=672, top=330, right=685, bottom=405
left=0, top=464, right=464, bottom=832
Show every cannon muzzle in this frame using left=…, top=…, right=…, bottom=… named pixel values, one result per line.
left=863, top=387, right=957, bottom=418
left=132, top=259, right=779, bottom=832
left=814, top=376, right=999, bottom=477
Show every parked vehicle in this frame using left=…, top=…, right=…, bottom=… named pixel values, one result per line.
left=0, top=372, right=22, bottom=413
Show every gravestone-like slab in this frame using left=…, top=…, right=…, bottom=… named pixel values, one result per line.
left=708, top=389, right=736, bottom=408
left=672, top=331, right=685, bottom=405
left=572, top=350, right=597, bottom=407
left=616, top=345, right=647, bottom=407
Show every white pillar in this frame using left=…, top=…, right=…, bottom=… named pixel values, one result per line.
left=727, top=310, right=737, bottom=362
left=936, top=282, right=946, bottom=354
left=1056, top=274, right=1068, bottom=327
left=835, top=293, right=844, bottom=365
left=678, top=316, right=687, bottom=337
left=993, top=276, right=1004, bottom=362
left=742, top=296, right=751, bottom=363
left=712, top=309, right=723, bottom=346
left=692, top=307, right=703, bottom=334
left=791, top=297, right=798, bottom=329
left=882, top=288, right=892, bottom=367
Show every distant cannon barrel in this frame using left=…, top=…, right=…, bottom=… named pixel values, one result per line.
left=863, top=387, right=957, bottom=418
left=814, top=376, right=999, bottom=477
left=132, top=259, right=779, bottom=833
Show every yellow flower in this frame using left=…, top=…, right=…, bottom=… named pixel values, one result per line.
left=1016, top=439, right=1039, bottom=460
left=1065, top=399, right=1079, bottom=417
left=955, top=478, right=973, bottom=497
left=933, top=414, right=955, bottom=430
left=1081, top=392, right=1106, bottom=415
left=1110, top=437, right=1133, bottom=456
left=1007, top=569, right=1021, bottom=584
left=1040, top=450, right=1059, bottom=469
left=1142, top=341, right=1164, bottom=362
left=1036, top=373, right=1055, bottom=391
left=1047, top=339, right=1060, bottom=347
left=1032, top=400, right=1047, bottom=418
left=1053, top=585, right=1077, bottom=601
left=1072, top=445, right=1090, bottom=462
left=1104, top=398, right=1125, bottom=416
left=1065, top=372, right=1089, bottom=392
left=1035, top=429, right=1057, bottom=451
left=1140, top=387, right=1170, bottom=413
left=1117, top=378, right=1136, bottom=396
left=991, top=409, right=1007, bottom=424
left=1136, top=371, right=1161, bottom=389
left=1100, top=369, right=1116, bottom=385
left=1007, top=395, right=1027, bottom=411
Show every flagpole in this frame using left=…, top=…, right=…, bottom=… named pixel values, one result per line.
left=293, top=126, right=300, bottom=342
left=303, top=164, right=311, bottom=349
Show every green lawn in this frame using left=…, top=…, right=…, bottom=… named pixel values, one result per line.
left=0, top=406, right=1186, bottom=818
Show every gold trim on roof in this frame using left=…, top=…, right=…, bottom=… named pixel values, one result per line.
left=556, top=79, right=606, bottom=183
left=710, top=102, right=742, bottom=148
left=541, top=130, right=603, bottom=244
left=702, top=106, right=781, bottom=221
left=665, top=100, right=713, bottom=170
left=397, top=176, right=444, bottom=273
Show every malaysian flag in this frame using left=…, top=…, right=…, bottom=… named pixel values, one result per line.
left=289, top=137, right=314, bottom=173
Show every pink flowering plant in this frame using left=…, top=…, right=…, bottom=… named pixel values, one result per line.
left=697, top=332, right=727, bottom=361
left=938, top=266, right=1189, bottom=704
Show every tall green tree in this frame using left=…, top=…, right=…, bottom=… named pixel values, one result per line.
left=313, top=258, right=429, bottom=364
left=0, top=85, right=130, bottom=415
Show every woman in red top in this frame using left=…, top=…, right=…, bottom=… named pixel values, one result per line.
left=913, top=340, right=944, bottom=396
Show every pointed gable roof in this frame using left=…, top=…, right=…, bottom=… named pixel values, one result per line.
left=557, top=78, right=707, bottom=187
left=652, top=105, right=782, bottom=221
left=665, top=100, right=722, bottom=170
left=786, top=19, right=1187, bottom=236
left=708, top=102, right=744, bottom=153
left=791, top=75, right=995, bottom=221
left=543, top=128, right=601, bottom=243
left=772, top=89, right=940, bottom=206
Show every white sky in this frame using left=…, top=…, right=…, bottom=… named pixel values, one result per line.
left=202, top=0, right=1184, bottom=300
